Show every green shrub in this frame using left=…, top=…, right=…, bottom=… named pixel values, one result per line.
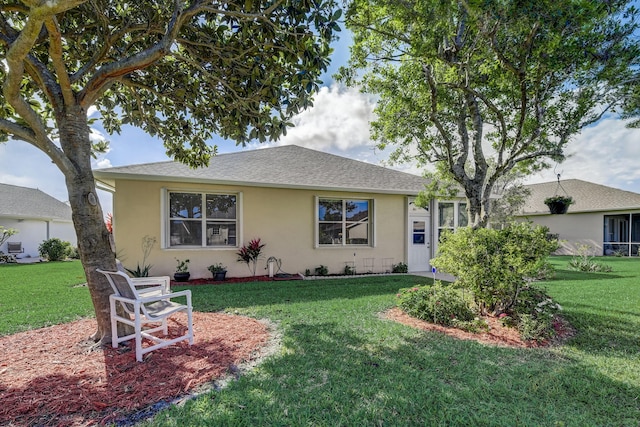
left=66, top=246, right=80, bottom=259
left=314, top=265, right=328, bottom=276
left=511, top=286, right=562, bottom=341
left=38, top=238, right=72, bottom=261
left=392, top=262, right=408, bottom=273
left=396, top=281, right=475, bottom=326
left=430, top=222, right=558, bottom=315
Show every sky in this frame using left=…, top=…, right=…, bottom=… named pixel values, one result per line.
left=1, top=27, right=639, bottom=217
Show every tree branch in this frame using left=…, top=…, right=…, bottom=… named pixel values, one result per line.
left=44, top=16, right=75, bottom=107
left=0, top=118, right=36, bottom=143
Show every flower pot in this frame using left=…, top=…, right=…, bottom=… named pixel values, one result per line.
left=173, top=272, right=190, bottom=282
left=546, top=201, right=570, bottom=214
left=213, top=271, right=227, bottom=281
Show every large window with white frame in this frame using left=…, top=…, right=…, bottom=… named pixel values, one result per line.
left=167, top=191, right=238, bottom=248
left=436, top=200, right=468, bottom=240
left=317, top=198, right=372, bottom=246
left=603, top=213, right=640, bottom=256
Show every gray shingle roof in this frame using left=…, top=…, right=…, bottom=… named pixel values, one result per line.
left=94, top=145, right=428, bottom=194
left=0, top=183, right=72, bottom=221
left=522, top=179, right=640, bottom=214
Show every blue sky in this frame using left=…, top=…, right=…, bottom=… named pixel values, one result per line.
left=1, top=27, right=639, bottom=216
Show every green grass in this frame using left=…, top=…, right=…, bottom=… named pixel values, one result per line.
left=0, top=260, right=92, bottom=335
left=2, top=258, right=640, bottom=425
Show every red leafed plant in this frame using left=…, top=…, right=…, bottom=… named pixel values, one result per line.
left=105, top=213, right=113, bottom=234
left=237, top=238, right=265, bottom=276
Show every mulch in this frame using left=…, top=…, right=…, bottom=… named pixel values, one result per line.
left=383, top=307, right=576, bottom=348
left=171, top=274, right=302, bottom=286
left=0, top=312, right=271, bottom=426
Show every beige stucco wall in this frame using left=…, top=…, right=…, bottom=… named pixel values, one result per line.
left=112, top=179, right=408, bottom=278
left=522, top=210, right=640, bottom=256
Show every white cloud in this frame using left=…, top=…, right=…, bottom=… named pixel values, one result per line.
left=277, top=84, right=376, bottom=152
left=95, top=158, right=112, bottom=168
left=525, top=117, right=640, bottom=192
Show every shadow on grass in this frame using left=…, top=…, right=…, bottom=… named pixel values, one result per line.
left=554, top=302, right=640, bottom=356
left=550, top=268, right=627, bottom=281
left=156, top=320, right=640, bottom=426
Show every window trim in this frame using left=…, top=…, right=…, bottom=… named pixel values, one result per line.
left=436, top=200, right=468, bottom=241
left=315, top=196, right=374, bottom=248
left=162, top=189, right=241, bottom=249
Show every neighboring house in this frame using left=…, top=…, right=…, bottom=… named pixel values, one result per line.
left=94, top=145, right=436, bottom=277
left=0, top=183, right=77, bottom=258
left=518, top=179, right=640, bottom=256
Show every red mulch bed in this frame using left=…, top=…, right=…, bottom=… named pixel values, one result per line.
left=0, top=312, right=270, bottom=426
left=171, top=274, right=301, bottom=286
left=383, top=307, right=575, bottom=348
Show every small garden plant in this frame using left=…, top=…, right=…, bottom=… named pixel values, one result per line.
left=567, top=244, right=612, bottom=272
left=237, top=238, right=265, bottom=276
left=207, top=263, right=226, bottom=273
left=125, top=235, right=156, bottom=277
left=392, top=262, right=408, bottom=273
left=175, top=258, right=190, bottom=272
left=314, top=265, right=328, bottom=276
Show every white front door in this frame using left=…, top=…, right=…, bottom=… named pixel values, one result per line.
left=408, top=199, right=431, bottom=272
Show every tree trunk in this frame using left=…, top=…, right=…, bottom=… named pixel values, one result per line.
left=59, top=108, right=118, bottom=345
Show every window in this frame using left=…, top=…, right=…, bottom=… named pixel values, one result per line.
left=318, top=198, right=371, bottom=246
left=437, top=201, right=468, bottom=240
left=604, top=213, right=640, bottom=256
left=168, top=192, right=237, bottom=248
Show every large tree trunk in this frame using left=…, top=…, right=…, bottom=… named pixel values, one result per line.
left=59, top=107, right=117, bottom=345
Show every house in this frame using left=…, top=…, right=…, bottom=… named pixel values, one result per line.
left=519, top=179, right=640, bottom=256
left=0, top=183, right=77, bottom=258
left=93, top=145, right=436, bottom=278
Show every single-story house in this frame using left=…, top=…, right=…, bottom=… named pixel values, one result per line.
left=518, top=179, right=640, bottom=256
left=94, top=145, right=439, bottom=278
left=0, top=183, right=77, bottom=258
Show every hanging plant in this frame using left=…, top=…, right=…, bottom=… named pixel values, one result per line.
left=544, top=195, right=574, bottom=214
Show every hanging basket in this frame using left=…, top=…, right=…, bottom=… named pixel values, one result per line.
left=544, top=196, right=574, bottom=214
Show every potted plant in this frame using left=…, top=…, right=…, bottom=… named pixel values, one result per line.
left=173, top=258, right=190, bottom=282
left=544, top=195, right=574, bottom=214
left=207, top=263, right=227, bottom=281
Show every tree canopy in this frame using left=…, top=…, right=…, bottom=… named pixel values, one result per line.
left=341, top=0, right=640, bottom=227
left=1, top=0, right=341, bottom=167
left=0, top=0, right=340, bottom=344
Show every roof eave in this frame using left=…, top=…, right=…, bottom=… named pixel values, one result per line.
left=92, top=172, right=423, bottom=196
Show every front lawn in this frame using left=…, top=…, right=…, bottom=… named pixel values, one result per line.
left=0, top=260, right=92, bottom=335
left=1, top=257, right=639, bottom=425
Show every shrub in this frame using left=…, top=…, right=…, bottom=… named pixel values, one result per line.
left=38, top=238, right=72, bottom=261
left=344, top=264, right=355, bottom=275
left=510, top=286, right=563, bottom=342
left=66, top=246, right=80, bottom=259
left=430, top=222, right=559, bottom=315
left=396, top=281, right=475, bottom=326
left=392, top=262, right=408, bottom=273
